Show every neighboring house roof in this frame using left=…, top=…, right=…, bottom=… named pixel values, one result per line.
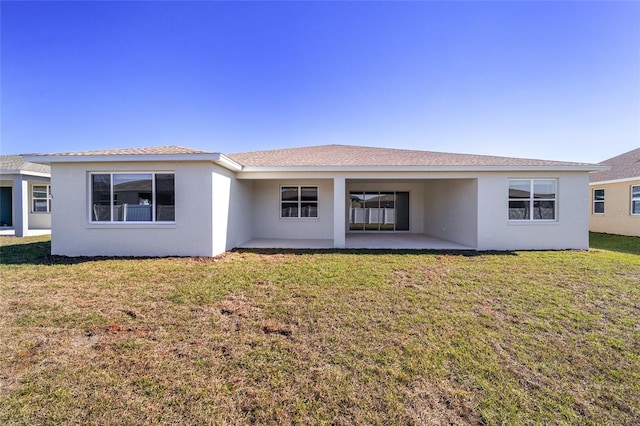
left=589, top=148, right=640, bottom=183
left=229, top=144, right=600, bottom=169
left=0, top=155, right=51, bottom=176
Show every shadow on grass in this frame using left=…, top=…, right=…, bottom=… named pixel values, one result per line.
left=1, top=239, right=521, bottom=266
left=589, top=232, right=640, bottom=256
left=0, top=241, right=54, bottom=265
left=0, top=241, right=164, bottom=265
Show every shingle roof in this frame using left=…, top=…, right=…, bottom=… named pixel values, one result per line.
left=0, top=155, right=50, bottom=175
left=40, top=145, right=212, bottom=156
left=589, top=148, right=640, bottom=183
left=228, top=144, right=595, bottom=168
left=22, top=143, right=602, bottom=171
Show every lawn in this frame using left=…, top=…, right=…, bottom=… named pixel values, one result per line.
left=1, top=234, right=638, bottom=425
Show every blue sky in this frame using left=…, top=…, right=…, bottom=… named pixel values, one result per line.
left=1, top=1, right=639, bottom=163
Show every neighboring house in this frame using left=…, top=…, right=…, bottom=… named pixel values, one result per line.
left=0, top=155, right=52, bottom=237
left=588, top=148, right=640, bottom=237
left=25, top=144, right=605, bottom=256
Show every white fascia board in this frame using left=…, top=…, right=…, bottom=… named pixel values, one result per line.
left=214, top=154, right=243, bottom=171
left=238, top=164, right=608, bottom=174
left=0, top=170, right=51, bottom=178
left=588, top=176, right=640, bottom=186
left=23, top=153, right=222, bottom=163
left=23, top=153, right=243, bottom=171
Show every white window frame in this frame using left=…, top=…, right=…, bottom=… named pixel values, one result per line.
left=631, top=185, right=640, bottom=216
left=32, top=184, right=51, bottom=213
left=89, top=172, right=175, bottom=223
left=593, top=188, right=605, bottom=215
left=508, top=179, right=558, bottom=222
left=280, top=185, right=319, bottom=219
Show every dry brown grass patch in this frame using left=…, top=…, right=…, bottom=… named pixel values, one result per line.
left=261, top=319, right=293, bottom=336
left=217, top=295, right=258, bottom=317
left=405, top=377, right=482, bottom=425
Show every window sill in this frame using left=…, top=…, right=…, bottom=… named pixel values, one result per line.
left=508, top=220, right=559, bottom=225
left=347, top=230, right=411, bottom=233
left=87, top=222, right=176, bottom=229
left=279, top=217, right=320, bottom=221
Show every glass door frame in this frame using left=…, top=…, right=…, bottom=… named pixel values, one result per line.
left=348, top=190, right=409, bottom=232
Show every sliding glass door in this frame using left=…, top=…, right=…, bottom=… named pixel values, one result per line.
left=349, top=191, right=409, bottom=231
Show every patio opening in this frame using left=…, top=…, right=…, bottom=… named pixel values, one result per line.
left=348, top=191, right=409, bottom=231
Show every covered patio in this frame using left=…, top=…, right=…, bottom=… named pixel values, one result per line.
left=238, top=233, right=473, bottom=250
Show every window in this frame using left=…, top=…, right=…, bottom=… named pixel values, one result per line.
left=281, top=186, right=317, bottom=218
left=632, top=185, right=640, bottom=215
left=593, top=189, right=605, bottom=214
left=91, top=173, right=175, bottom=222
left=508, top=179, right=557, bottom=221
left=32, top=185, right=51, bottom=212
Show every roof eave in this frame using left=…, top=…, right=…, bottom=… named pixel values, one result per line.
left=23, top=153, right=243, bottom=172
left=0, top=169, right=51, bottom=178
left=238, top=165, right=608, bottom=173
left=214, top=154, right=243, bottom=171
left=23, top=153, right=222, bottom=163
left=589, top=176, right=640, bottom=185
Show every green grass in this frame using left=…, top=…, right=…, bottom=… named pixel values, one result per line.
left=590, top=231, right=640, bottom=255
left=1, top=234, right=639, bottom=425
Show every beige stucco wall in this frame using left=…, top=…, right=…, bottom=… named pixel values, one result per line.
left=589, top=179, right=640, bottom=237
left=28, top=211, right=51, bottom=230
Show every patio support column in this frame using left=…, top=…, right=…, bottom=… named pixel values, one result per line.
left=13, top=177, right=29, bottom=237
left=333, top=176, right=346, bottom=248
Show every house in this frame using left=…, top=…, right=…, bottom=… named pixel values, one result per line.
left=588, top=148, right=640, bottom=237
left=24, top=144, right=606, bottom=256
left=0, top=155, right=52, bottom=237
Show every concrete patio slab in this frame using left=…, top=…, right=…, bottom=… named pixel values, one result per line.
left=238, top=238, right=334, bottom=249
left=346, top=233, right=473, bottom=250
left=238, top=234, right=474, bottom=250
